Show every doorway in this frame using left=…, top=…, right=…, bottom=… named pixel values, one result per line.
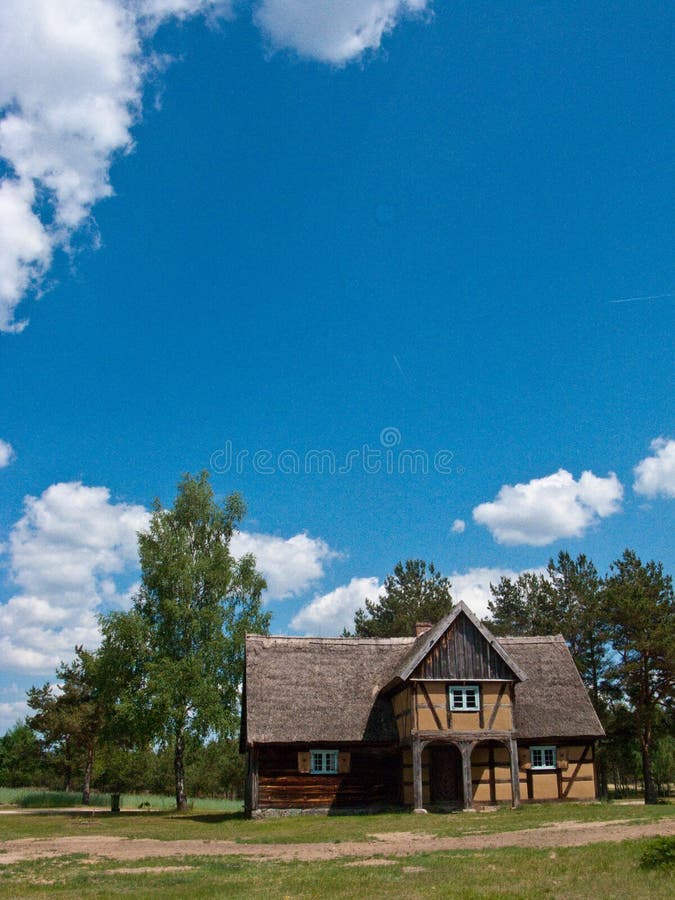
left=429, top=744, right=463, bottom=804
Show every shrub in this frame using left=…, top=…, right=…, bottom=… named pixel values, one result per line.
left=639, top=836, right=675, bottom=869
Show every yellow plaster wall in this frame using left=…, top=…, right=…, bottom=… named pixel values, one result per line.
left=531, top=772, right=559, bottom=799
left=413, top=681, right=514, bottom=733
left=481, top=683, right=514, bottom=731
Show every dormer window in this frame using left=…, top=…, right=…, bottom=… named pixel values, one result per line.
left=449, top=684, right=480, bottom=711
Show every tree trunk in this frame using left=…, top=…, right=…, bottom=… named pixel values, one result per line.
left=63, top=738, right=73, bottom=792
left=642, top=741, right=658, bottom=805
left=174, top=729, right=188, bottom=811
left=82, top=742, right=95, bottom=805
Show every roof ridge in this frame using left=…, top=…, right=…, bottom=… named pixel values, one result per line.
left=246, top=633, right=416, bottom=644
left=500, top=634, right=566, bottom=643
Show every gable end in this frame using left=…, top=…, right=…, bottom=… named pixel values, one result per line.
left=412, top=612, right=516, bottom=680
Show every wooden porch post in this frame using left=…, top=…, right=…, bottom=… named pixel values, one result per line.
left=412, top=737, right=425, bottom=811
left=245, top=745, right=259, bottom=816
left=459, top=742, right=475, bottom=810
left=509, top=738, right=521, bottom=808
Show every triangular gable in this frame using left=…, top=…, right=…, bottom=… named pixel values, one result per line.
left=388, top=602, right=527, bottom=687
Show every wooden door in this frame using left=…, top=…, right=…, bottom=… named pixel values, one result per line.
left=430, top=745, right=462, bottom=803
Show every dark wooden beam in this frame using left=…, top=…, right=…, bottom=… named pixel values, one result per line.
left=509, top=737, right=521, bottom=808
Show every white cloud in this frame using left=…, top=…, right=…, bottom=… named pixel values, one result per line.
left=0, top=438, right=16, bottom=468
left=0, top=482, right=149, bottom=674
left=0, top=698, right=30, bottom=735
left=0, top=0, right=230, bottom=332
left=451, top=518, right=465, bottom=534
left=290, top=576, right=383, bottom=635
left=255, top=0, right=430, bottom=64
left=473, top=468, right=623, bottom=546
left=633, top=437, right=675, bottom=499
left=450, top=566, right=546, bottom=621
left=230, top=530, right=337, bottom=601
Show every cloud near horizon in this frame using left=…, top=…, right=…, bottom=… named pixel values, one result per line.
left=230, top=530, right=337, bottom=601
left=0, top=0, right=430, bottom=332
left=473, top=468, right=623, bottom=546
left=633, top=437, right=675, bottom=499
left=290, top=576, right=384, bottom=634
left=0, top=481, right=149, bottom=674
left=0, top=477, right=338, bottom=673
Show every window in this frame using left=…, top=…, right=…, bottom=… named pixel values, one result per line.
left=449, top=685, right=480, bottom=711
left=530, top=745, right=557, bottom=770
left=310, top=749, right=339, bottom=774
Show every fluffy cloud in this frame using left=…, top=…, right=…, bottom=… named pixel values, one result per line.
left=0, top=482, right=149, bottom=674
left=450, top=518, right=465, bottom=534
left=290, top=576, right=383, bottom=634
left=230, top=530, right=337, bottom=601
left=633, top=437, right=675, bottom=499
left=254, top=0, right=430, bottom=64
left=450, top=567, right=546, bottom=621
left=473, top=468, right=623, bottom=546
left=0, top=0, right=428, bottom=331
left=0, top=438, right=15, bottom=468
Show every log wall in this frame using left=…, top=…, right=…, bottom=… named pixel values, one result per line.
left=256, top=744, right=403, bottom=809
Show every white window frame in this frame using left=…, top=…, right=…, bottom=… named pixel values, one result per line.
left=530, top=745, right=557, bottom=770
left=310, top=749, right=339, bottom=775
left=448, top=684, right=480, bottom=711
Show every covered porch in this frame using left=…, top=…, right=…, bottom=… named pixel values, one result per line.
left=407, top=731, right=521, bottom=811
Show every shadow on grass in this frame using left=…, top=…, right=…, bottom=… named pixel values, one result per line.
left=170, top=811, right=246, bottom=825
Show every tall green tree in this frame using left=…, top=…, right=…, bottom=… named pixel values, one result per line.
left=486, top=571, right=555, bottom=636
left=103, top=471, right=270, bottom=810
left=350, top=559, right=453, bottom=637
left=26, top=647, right=103, bottom=801
left=0, top=722, right=45, bottom=787
left=546, top=552, right=611, bottom=709
left=602, top=549, right=675, bottom=805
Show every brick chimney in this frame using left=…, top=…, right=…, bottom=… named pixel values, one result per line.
left=414, top=621, right=433, bottom=637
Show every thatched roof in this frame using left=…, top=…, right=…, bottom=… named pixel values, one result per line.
left=242, top=635, right=414, bottom=745
left=500, top=636, right=605, bottom=739
left=242, top=612, right=604, bottom=746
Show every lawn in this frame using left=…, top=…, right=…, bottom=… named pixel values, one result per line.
left=1, top=797, right=672, bottom=843
left=0, top=801, right=673, bottom=897
left=0, top=839, right=673, bottom=898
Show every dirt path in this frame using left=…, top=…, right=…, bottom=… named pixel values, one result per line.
left=0, top=818, right=673, bottom=865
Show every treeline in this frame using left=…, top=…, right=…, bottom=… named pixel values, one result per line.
left=486, top=549, right=674, bottom=802
left=0, top=723, right=244, bottom=799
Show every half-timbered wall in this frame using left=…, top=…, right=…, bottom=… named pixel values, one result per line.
left=412, top=615, right=516, bottom=680
left=256, top=744, right=402, bottom=809
left=471, top=742, right=514, bottom=802
left=414, top=680, right=514, bottom=733
left=518, top=742, right=597, bottom=801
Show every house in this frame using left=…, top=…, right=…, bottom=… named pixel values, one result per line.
left=240, top=602, right=604, bottom=816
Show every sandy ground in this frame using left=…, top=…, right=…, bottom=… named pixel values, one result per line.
left=0, top=818, right=673, bottom=865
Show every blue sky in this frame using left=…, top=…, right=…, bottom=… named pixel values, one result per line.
left=0, top=1, right=673, bottom=732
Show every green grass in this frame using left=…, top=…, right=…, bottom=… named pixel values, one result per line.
left=0, top=798, right=672, bottom=844
left=1, top=839, right=674, bottom=898
left=0, top=786, right=241, bottom=812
